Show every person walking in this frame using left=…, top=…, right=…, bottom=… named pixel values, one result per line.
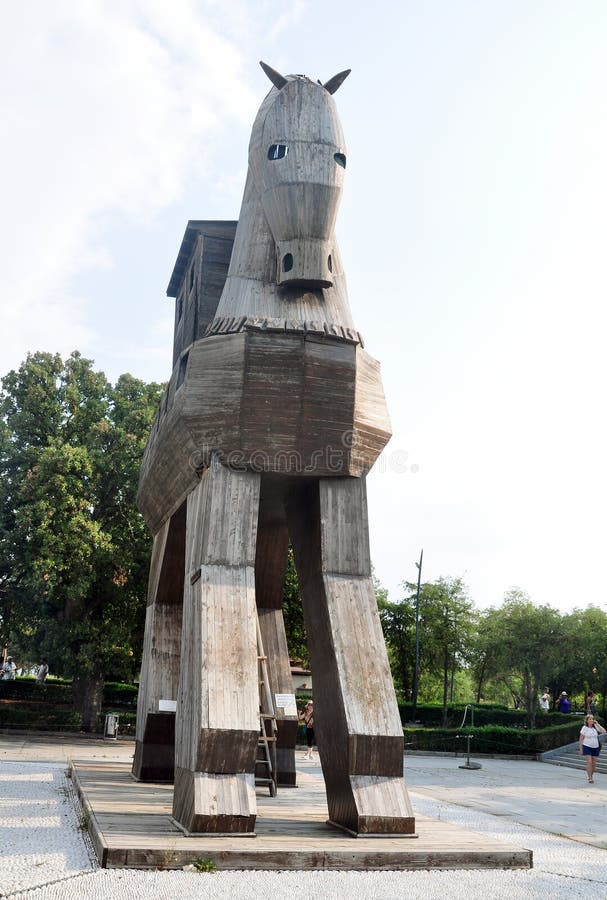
left=539, top=689, right=550, bottom=712
left=585, top=691, right=597, bottom=716
left=299, top=700, right=315, bottom=760
left=1, top=657, right=16, bottom=680
left=579, top=714, right=606, bottom=783
left=36, top=659, right=49, bottom=684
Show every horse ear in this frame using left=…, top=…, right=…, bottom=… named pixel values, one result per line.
left=323, top=69, right=351, bottom=94
left=260, top=61, right=288, bottom=90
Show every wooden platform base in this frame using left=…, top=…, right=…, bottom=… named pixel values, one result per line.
left=70, top=760, right=532, bottom=871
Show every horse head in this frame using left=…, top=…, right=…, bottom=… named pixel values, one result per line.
left=250, top=62, right=351, bottom=289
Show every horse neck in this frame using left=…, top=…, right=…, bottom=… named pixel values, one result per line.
left=211, top=170, right=359, bottom=336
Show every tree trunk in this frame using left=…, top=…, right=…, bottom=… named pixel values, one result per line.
left=523, top=671, right=536, bottom=729
left=72, top=673, right=104, bottom=732
left=441, top=654, right=449, bottom=727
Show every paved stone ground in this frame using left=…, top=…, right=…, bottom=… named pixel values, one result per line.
left=1, top=734, right=606, bottom=898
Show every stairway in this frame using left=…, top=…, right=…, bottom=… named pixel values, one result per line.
left=542, top=740, right=607, bottom=774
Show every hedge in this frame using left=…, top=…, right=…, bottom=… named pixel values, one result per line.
left=0, top=704, right=82, bottom=732
left=404, top=721, right=581, bottom=755
left=0, top=678, right=138, bottom=734
left=0, top=679, right=138, bottom=708
left=103, top=682, right=138, bottom=708
left=0, top=702, right=137, bottom=734
left=398, top=702, right=579, bottom=729
left=0, top=679, right=73, bottom=703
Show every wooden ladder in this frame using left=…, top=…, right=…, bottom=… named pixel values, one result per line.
left=255, top=617, right=277, bottom=797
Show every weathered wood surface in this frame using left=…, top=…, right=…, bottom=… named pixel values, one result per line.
left=172, top=457, right=261, bottom=833
left=138, top=334, right=391, bottom=535
left=133, top=503, right=185, bottom=782
left=136, top=73, right=392, bottom=535
left=71, top=760, right=532, bottom=871
left=288, top=476, right=414, bottom=834
left=168, top=221, right=237, bottom=366
left=133, top=66, right=412, bottom=837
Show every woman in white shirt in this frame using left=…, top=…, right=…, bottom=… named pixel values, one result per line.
left=579, top=714, right=606, bottom=783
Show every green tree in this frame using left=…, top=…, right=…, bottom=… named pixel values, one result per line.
left=0, top=352, right=162, bottom=728
left=377, top=586, right=415, bottom=701
left=477, top=590, right=564, bottom=727
left=553, top=607, right=607, bottom=715
left=379, top=577, right=476, bottom=719
left=282, top=547, right=308, bottom=666
left=416, top=577, right=477, bottom=725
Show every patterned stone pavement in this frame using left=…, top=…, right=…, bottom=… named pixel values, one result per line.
left=0, top=734, right=606, bottom=898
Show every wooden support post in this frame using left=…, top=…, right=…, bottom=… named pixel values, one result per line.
left=132, top=503, right=186, bottom=782
left=288, top=477, right=415, bottom=835
left=255, top=480, right=298, bottom=786
left=173, top=455, right=261, bottom=834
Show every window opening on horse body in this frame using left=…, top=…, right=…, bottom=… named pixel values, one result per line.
left=176, top=352, right=189, bottom=391
left=282, top=253, right=294, bottom=272
left=334, top=152, right=346, bottom=168
left=268, top=143, right=288, bottom=160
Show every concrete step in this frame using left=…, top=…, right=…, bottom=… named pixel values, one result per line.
left=542, top=747, right=607, bottom=774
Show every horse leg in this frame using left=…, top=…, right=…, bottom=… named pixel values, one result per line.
left=255, top=478, right=298, bottom=786
left=132, top=501, right=186, bottom=782
left=173, top=455, right=261, bottom=834
left=288, top=477, right=415, bottom=835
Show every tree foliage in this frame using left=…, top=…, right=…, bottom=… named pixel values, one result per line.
left=376, top=572, right=607, bottom=726
left=378, top=575, right=476, bottom=724
left=474, top=591, right=564, bottom=727
left=281, top=547, right=308, bottom=667
left=0, top=352, right=162, bottom=727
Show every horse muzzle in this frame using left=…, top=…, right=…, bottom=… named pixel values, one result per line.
left=275, top=238, right=334, bottom=288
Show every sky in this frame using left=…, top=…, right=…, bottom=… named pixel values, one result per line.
left=2, top=1, right=607, bottom=613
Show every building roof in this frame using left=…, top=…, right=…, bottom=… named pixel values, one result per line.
left=166, top=220, right=238, bottom=298
left=290, top=665, right=312, bottom=676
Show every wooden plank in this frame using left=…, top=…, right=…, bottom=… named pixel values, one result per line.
left=70, top=760, right=532, bottom=871
left=173, top=459, right=261, bottom=833
left=289, top=476, right=414, bottom=833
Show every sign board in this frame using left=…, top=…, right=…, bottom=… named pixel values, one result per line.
left=274, top=692, right=297, bottom=717
left=159, top=699, right=177, bottom=712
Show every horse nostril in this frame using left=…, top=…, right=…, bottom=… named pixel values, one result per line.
left=282, top=253, right=293, bottom=272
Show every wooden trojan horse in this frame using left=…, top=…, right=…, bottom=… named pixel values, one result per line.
left=133, top=61, right=415, bottom=837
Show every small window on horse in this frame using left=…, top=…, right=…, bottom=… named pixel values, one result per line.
left=334, top=152, right=346, bottom=168
left=268, top=144, right=288, bottom=160
left=328, top=254, right=333, bottom=273
left=282, top=253, right=294, bottom=272
left=177, top=352, right=189, bottom=391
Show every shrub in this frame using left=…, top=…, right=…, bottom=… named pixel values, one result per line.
left=103, top=682, right=138, bottom=708
left=398, top=702, right=578, bottom=729
left=0, top=679, right=73, bottom=703
left=404, top=721, right=580, bottom=755
left=0, top=703, right=82, bottom=731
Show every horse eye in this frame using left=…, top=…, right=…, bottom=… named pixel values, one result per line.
left=334, top=152, right=346, bottom=168
left=268, top=144, right=288, bottom=160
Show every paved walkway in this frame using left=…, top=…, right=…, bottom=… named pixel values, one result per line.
left=1, top=732, right=606, bottom=898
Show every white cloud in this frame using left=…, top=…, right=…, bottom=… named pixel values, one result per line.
left=0, top=0, right=260, bottom=375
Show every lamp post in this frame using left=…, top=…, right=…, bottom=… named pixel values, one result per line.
left=411, top=549, right=423, bottom=722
